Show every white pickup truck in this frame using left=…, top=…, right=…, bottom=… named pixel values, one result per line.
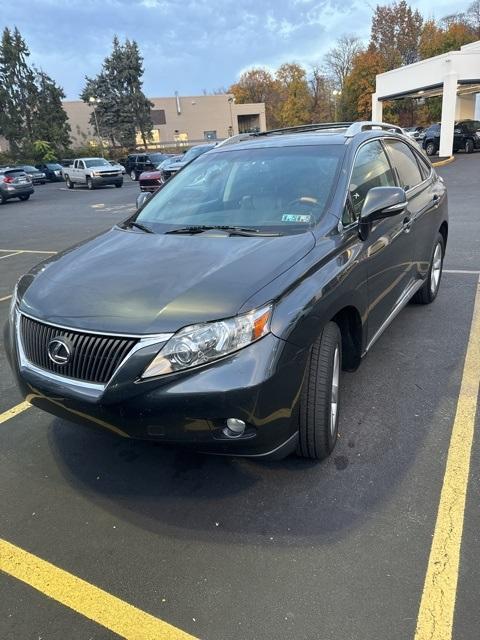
left=63, top=157, right=123, bottom=190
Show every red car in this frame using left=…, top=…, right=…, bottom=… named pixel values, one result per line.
left=138, top=155, right=181, bottom=193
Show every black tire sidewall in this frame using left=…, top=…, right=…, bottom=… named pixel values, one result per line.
left=426, top=142, right=436, bottom=156
left=297, top=322, right=342, bottom=460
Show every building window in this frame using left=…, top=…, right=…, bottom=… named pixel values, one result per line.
left=204, top=130, right=217, bottom=141
left=151, top=109, right=166, bottom=125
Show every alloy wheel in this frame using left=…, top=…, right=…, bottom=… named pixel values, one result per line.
left=430, top=242, right=442, bottom=295
left=330, top=346, right=340, bottom=437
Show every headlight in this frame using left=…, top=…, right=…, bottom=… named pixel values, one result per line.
left=91, top=171, right=99, bottom=177
left=142, top=304, right=272, bottom=378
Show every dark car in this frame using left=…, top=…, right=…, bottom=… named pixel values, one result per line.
left=0, top=168, right=34, bottom=204
left=5, top=121, right=448, bottom=461
left=35, top=163, right=64, bottom=182
left=160, top=144, right=215, bottom=181
left=422, top=120, right=480, bottom=156
left=16, top=164, right=46, bottom=184
left=124, top=153, right=173, bottom=181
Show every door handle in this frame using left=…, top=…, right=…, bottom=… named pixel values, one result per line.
left=403, top=216, right=412, bottom=233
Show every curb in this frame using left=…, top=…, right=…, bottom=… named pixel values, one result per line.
left=432, top=156, right=455, bottom=167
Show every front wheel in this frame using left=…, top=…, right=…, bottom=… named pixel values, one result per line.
left=412, top=233, right=444, bottom=305
left=115, top=182, right=123, bottom=188
left=297, top=322, right=342, bottom=460
left=425, top=141, right=437, bottom=156
left=465, top=139, right=474, bottom=154
left=65, top=176, right=74, bottom=189
left=130, top=170, right=137, bottom=181
left=18, top=194, right=30, bottom=201
left=86, top=177, right=95, bottom=190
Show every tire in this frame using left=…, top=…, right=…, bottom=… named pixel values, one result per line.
left=412, top=233, right=445, bottom=305
left=465, top=138, right=474, bottom=154
left=115, top=181, right=123, bottom=188
left=130, top=170, right=137, bottom=181
left=0, top=192, right=6, bottom=205
left=297, top=322, right=342, bottom=460
left=86, top=177, right=95, bottom=190
left=18, top=194, right=30, bottom=201
left=425, top=141, right=437, bottom=156
left=65, top=176, right=74, bottom=189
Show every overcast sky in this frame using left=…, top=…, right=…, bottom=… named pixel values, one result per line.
left=1, top=0, right=472, bottom=99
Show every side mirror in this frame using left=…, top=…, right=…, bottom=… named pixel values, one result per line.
left=360, top=186, right=406, bottom=224
left=136, top=191, right=152, bottom=210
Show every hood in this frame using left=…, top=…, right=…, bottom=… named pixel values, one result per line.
left=19, top=227, right=315, bottom=335
left=139, top=170, right=162, bottom=180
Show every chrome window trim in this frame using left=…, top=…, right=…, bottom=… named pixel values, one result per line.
left=15, top=309, right=173, bottom=389
left=341, top=134, right=434, bottom=231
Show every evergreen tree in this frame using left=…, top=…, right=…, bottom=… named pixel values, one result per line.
left=33, top=71, right=71, bottom=153
left=0, top=27, right=36, bottom=154
left=81, top=37, right=153, bottom=149
left=0, top=26, right=71, bottom=157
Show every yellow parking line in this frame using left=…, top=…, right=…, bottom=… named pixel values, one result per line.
left=0, top=538, right=197, bottom=640
left=0, top=401, right=31, bottom=425
left=0, top=249, right=57, bottom=254
left=0, top=295, right=12, bottom=302
left=414, top=276, right=480, bottom=640
left=0, top=251, right=23, bottom=260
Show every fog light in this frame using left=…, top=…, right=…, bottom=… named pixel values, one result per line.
left=223, top=418, right=246, bottom=438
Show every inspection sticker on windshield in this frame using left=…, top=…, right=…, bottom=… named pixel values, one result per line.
left=281, top=214, right=312, bottom=223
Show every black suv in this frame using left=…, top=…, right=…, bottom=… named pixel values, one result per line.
left=124, top=153, right=172, bottom=181
left=5, top=122, right=448, bottom=461
left=422, top=120, right=480, bottom=155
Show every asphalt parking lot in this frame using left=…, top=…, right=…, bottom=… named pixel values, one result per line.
left=0, top=159, right=479, bottom=640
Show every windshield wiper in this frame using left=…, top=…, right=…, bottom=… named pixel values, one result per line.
left=125, top=221, right=155, bottom=234
left=165, top=225, right=282, bottom=237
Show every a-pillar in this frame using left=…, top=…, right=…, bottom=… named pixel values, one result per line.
left=371, top=93, right=383, bottom=122
left=439, top=71, right=458, bottom=157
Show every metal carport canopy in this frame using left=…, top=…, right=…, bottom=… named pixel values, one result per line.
left=372, top=41, right=480, bottom=157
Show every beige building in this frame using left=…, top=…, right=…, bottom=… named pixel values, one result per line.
left=63, top=94, right=266, bottom=148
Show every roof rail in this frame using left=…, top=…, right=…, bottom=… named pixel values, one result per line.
left=256, top=122, right=353, bottom=137
left=345, top=121, right=404, bottom=137
left=215, top=132, right=257, bottom=147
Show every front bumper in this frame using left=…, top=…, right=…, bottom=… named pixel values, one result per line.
left=4, top=311, right=306, bottom=457
left=91, top=175, right=123, bottom=186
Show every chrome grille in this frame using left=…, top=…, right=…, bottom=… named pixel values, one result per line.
left=20, top=315, right=137, bottom=384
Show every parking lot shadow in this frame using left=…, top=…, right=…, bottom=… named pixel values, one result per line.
left=47, top=292, right=469, bottom=548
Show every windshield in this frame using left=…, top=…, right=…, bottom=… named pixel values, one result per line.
left=46, top=163, right=62, bottom=170
left=84, top=158, right=110, bottom=168
left=149, top=153, right=166, bottom=162
left=22, top=166, right=37, bottom=171
left=136, top=145, right=344, bottom=234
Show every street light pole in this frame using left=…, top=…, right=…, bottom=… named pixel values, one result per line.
left=89, top=96, right=103, bottom=155
left=228, top=96, right=235, bottom=137
left=332, top=90, right=341, bottom=122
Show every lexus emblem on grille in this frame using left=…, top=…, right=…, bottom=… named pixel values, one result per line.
left=47, top=338, right=72, bottom=365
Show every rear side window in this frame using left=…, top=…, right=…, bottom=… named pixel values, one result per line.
left=346, top=140, right=396, bottom=223
left=384, top=140, right=423, bottom=190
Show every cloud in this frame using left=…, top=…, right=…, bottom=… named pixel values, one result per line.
left=3, top=0, right=473, bottom=99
